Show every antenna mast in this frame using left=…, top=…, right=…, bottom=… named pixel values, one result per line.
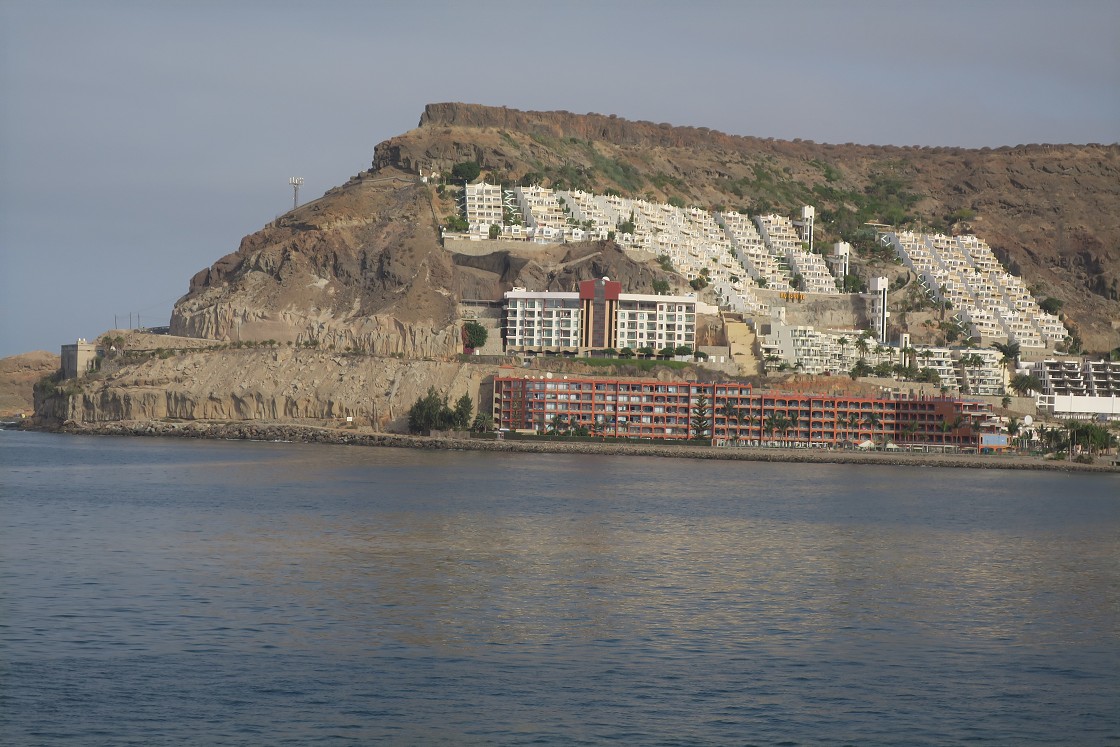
left=289, top=176, right=304, bottom=210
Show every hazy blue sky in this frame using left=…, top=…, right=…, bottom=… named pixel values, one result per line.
left=2, top=0, right=1117, bottom=358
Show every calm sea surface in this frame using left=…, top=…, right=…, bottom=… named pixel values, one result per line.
left=1, top=430, right=1118, bottom=746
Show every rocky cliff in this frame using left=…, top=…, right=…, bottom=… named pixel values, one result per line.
left=0, top=351, right=58, bottom=417
left=171, top=169, right=673, bottom=356
left=171, top=170, right=463, bottom=357
left=34, top=347, right=500, bottom=431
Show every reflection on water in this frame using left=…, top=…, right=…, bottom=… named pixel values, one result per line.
left=2, top=431, right=1118, bottom=745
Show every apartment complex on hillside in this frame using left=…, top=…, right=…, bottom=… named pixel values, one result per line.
left=882, top=231, right=1066, bottom=347
left=459, top=185, right=1071, bottom=368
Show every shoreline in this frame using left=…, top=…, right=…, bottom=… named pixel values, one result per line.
left=25, top=419, right=1120, bottom=474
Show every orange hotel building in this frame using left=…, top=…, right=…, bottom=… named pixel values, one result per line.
left=493, top=375, right=994, bottom=448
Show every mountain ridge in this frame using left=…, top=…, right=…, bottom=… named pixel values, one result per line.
left=374, top=102, right=1118, bottom=351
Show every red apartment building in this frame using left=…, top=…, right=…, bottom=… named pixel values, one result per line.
left=492, top=375, right=994, bottom=448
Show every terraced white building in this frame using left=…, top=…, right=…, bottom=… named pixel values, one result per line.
left=882, top=231, right=1065, bottom=347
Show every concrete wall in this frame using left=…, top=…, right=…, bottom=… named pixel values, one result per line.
left=754, top=290, right=872, bottom=331
left=445, top=238, right=541, bottom=257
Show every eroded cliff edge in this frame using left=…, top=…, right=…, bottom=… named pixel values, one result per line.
left=171, top=168, right=462, bottom=358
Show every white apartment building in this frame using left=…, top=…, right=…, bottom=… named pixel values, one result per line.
left=912, top=347, right=962, bottom=390
left=503, top=279, right=700, bottom=354
left=956, top=348, right=1004, bottom=395
left=1032, top=358, right=1120, bottom=420
left=504, top=290, right=582, bottom=351
left=755, top=214, right=838, bottom=294
left=717, top=211, right=789, bottom=289
left=871, top=276, right=890, bottom=343
left=884, top=231, right=1065, bottom=347
left=615, top=296, right=697, bottom=352
left=514, top=185, right=569, bottom=243
left=464, top=182, right=504, bottom=238
left=1033, top=358, right=1120, bottom=393
left=759, top=308, right=893, bottom=375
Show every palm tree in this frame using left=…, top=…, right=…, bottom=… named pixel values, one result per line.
left=850, top=360, right=873, bottom=379
left=719, top=402, right=739, bottom=438
left=763, top=415, right=778, bottom=443
left=773, top=413, right=793, bottom=446
left=1006, top=417, right=1021, bottom=451
left=991, top=340, right=1020, bottom=391
left=862, top=412, right=883, bottom=447
left=1009, top=373, right=1042, bottom=396
left=991, top=340, right=1020, bottom=368
left=855, top=335, right=870, bottom=359
left=739, top=411, right=755, bottom=440
left=549, top=413, right=570, bottom=435
left=846, top=412, right=861, bottom=437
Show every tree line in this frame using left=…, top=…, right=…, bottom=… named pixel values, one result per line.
left=407, top=387, right=491, bottom=434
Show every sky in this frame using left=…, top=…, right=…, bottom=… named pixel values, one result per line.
left=1, top=0, right=1117, bottom=358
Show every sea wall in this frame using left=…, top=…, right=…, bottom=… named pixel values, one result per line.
left=39, top=420, right=1120, bottom=474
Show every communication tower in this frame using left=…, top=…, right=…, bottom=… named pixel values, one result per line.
left=289, top=177, right=304, bottom=210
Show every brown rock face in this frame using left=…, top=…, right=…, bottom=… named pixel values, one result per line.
left=32, top=348, right=497, bottom=433
left=0, top=351, right=59, bottom=417
left=172, top=169, right=462, bottom=358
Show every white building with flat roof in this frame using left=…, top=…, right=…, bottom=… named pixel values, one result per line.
left=503, top=279, right=700, bottom=354
left=464, top=182, right=504, bottom=239
left=1031, top=358, right=1120, bottom=420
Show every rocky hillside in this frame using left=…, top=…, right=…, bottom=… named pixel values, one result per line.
left=33, top=346, right=498, bottom=431
left=31, top=103, right=1120, bottom=429
left=171, top=169, right=673, bottom=356
left=171, top=171, right=462, bottom=356
left=0, top=351, right=58, bottom=417
left=378, top=103, right=1120, bottom=351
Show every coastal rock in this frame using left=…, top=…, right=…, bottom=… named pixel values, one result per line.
left=0, top=351, right=59, bottom=417
left=34, top=348, right=501, bottom=432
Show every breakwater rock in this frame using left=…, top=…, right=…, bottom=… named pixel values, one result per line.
left=44, top=420, right=1120, bottom=474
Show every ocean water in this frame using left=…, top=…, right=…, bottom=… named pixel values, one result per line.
left=1, top=430, right=1118, bottom=746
